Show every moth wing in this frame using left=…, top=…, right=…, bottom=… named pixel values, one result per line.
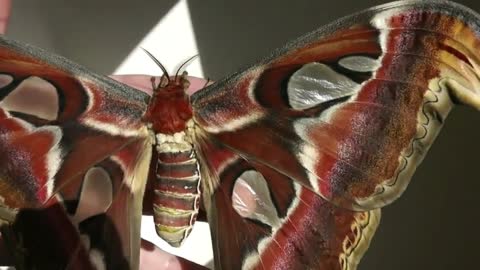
left=196, top=139, right=380, bottom=270
left=0, top=36, right=152, bottom=269
left=191, top=1, right=480, bottom=210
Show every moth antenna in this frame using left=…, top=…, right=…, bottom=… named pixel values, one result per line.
left=141, top=48, right=170, bottom=83
left=203, top=77, right=211, bottom=88
left=175, top=55, right=199, bottom=81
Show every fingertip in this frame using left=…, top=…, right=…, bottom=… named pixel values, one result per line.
left=0, top=0, right=11, bottom=34
left=110, top=75, right=154, bottom=94
left=140, top=239, right=208, bottom=270
left=185, top=76, right=209, bottom=95
left=140, top=239, right=181, bottom=270
left=110, top=75, right=210, bottom=96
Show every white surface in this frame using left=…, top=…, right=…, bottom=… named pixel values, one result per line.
left=141, top=216, right=213, bottom=267
left=114, top=0, right=203, bottom=78
left=114, top=0, right=212, bottom=267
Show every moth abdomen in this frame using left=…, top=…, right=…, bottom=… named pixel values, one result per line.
left=152, top=130, right=201, bottom=247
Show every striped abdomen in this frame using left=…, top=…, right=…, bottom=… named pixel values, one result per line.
left=153, top=132, right=201, bottom=247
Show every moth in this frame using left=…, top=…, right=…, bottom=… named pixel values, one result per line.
left=1, top=0, right=480, bottom=269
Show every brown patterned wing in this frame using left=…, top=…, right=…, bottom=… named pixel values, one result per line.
left=196, top=139, right=380, bottom=270
left=0, top=36, right=152, bottom=269
left=191, top=0, right=480, bottom=211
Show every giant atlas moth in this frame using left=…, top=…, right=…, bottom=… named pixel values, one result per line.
left=0, top=0, right=480, bottom=269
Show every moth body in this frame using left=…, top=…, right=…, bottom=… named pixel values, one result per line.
left=143, top=75, right=201, bottom=247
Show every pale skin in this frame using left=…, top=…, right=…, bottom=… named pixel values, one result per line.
left=0, top=1, right=258, bottom=269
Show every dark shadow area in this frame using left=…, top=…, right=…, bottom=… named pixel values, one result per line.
left=188, top=0, right=386, bottom=79
left=8, top=0, right=178, bottom=74
left=362, top=106, right=480, bottom=269
left=1, top=203, right=129, bottom=270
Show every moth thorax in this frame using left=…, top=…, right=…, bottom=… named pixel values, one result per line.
left=152, top=123, right=201, bottom=247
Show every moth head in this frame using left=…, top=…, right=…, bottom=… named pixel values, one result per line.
left=139, top=53, right=193, bottom=134
left=142, top=48, right=196, bottom=94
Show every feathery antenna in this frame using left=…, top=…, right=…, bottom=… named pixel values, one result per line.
left=175, top=55, right=199, bottom=80
left=141, top=48, right=170, bottom=84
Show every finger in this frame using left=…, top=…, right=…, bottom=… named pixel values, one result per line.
left=0, top=0, right=11, bottom=34
left=110, top=75, right=208, bottom=96
left=140, top=239, right=208, bottom=270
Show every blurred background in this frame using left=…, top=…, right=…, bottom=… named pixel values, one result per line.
left=6, top=0, right=480, bottom=269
